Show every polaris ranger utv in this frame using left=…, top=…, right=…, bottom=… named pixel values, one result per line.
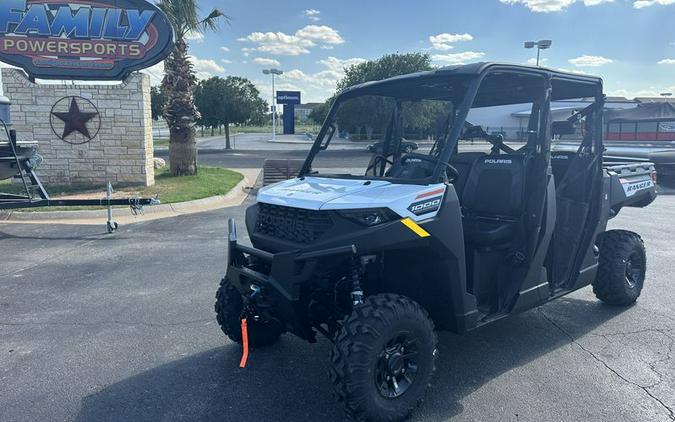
left=216, top=63, right=657, bottom=421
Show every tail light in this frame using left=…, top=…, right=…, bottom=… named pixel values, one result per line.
left=651, top=171, right=658, bottom=184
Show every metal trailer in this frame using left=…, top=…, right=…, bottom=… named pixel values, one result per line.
left=0, top=120, right=159, bottom=233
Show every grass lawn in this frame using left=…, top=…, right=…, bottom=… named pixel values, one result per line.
left=0, top=166, right=243, bottom=211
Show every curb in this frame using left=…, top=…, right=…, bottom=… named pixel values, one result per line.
left=266, top=139, right=314, bottom=145
left=0, top=169, right=260, bottom=223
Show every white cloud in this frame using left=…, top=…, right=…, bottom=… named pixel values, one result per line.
left=141, top=61, right=165, bottom=85
left=253, top=57, right=281, bottom=67
left=304, top=9, right=321, bottom=21
left=633, top=0, right=675, bottom=8
left=658, top=59, right=675, bottom=64
left=318, top=56, right=367, bottom=72
left=185, top=30, right=204, bottom=43
left=278, top=57, right=367, bottom=98
left=568, top=55, right=613, bottom=67
left=429, top=33, right=473, bottom=50
left=220, top=46, right=230, bottom=52
left=238, top=25, right=344, bottom=56
left=189, top=56, right=225, bottom=79
left=527, top=57, right=549, bottom=65
left=295, top=25, right=344, bottom=46
left=499, top=0, right=613, bottom=12
left=432, top=51, right=485, bottom=65
left=241, top=47, right=254, bottom=57
left=221, top=59, right=232, bottom=64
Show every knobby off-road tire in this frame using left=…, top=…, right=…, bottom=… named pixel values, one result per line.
left=329, top=294, right=438, bottom=422
left=593, top=230, right=647, bottom=306
left=214, top=278, right=283, bottom=347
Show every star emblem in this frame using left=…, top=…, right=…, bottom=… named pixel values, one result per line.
left=51, top=98, right=99, bottom=140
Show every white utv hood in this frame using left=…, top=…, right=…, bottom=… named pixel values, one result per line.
left=257, top=177, right=448, bottom=221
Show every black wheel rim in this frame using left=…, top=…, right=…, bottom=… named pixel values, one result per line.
left=375, top=331, right=419, bottom=399
left=625, top=251, right=644, bottom=289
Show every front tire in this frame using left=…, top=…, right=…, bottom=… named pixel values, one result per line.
left=329, top=294, right=437, bottom=422
left=593, top=230, right=646, bottom=306
left=215, top=278, right=283, bottom=346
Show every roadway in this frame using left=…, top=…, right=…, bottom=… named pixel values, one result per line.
left=2, top=135, right=675, bottom=421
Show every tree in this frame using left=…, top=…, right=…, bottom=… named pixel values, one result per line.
left=329, top=53, right=449, bottom=140
left=308, top=100, right=332, bottom=125
left=150, top=86, right=167, bottom=121
left=336, top=52, right=432, bottom=93
left=158, top=0, right=226, bottom=176
left=194, top=76, right=267, bottom=149
left=194, top=78, right=223, bottom=136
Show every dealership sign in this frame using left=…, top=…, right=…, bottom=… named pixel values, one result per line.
left=0, top=0, right=174, bottom=80
left=276, top=91, right=301, bottom=105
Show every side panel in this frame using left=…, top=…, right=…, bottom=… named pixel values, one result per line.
left=414, top=185, right=478, bottom=332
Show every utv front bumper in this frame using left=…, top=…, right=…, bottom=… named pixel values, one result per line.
left=225, top=219, right=358, bottom=341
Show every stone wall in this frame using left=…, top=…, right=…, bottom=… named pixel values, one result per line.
left=1, top=68, right=154, bottom=187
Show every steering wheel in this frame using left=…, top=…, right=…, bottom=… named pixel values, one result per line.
left=365, top=154, right=394, bottom=175
left=400, top=153, right=459, bottom=181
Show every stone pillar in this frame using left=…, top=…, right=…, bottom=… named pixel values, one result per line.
left=1, top=68, right=155, bottom=187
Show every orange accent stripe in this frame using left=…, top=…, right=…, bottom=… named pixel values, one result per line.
left=416, top=187, right=446, bottom=200
left=239, top=318, right=249, bottom=368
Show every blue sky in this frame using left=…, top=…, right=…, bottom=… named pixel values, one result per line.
left=151, top=0, right=673, bottom=102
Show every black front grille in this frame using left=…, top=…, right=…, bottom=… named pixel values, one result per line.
left=255, top=203, right=333, bottom=244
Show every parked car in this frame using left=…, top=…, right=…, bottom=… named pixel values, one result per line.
left=367, top=140, right=418, bottom=154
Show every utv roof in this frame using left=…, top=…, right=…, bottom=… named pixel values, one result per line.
left=339, top=62, right=603, bottom=108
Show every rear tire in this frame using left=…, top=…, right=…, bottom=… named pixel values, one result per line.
left=593, top=230, right=646, bottom=306
left=329, top=294, right=437, bottom=422
left=215, top=278, right=283, bottom=346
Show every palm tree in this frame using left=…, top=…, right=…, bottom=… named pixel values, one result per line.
left=158, top=0, right=226, bottom=176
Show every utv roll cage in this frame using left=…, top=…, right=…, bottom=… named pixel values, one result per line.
left=300, top=62, right=605, bottom=183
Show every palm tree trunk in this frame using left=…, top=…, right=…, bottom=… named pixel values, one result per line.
left=162, top=39, right=200, bottom=176
left=169, top=126, right=198, bottom=175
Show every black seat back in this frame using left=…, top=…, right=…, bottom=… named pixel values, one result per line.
left=462, top=154, right=527, bottom=219
left=551, top=151, right=576, bottom=188
left=449, top=152, right=486, bottom=199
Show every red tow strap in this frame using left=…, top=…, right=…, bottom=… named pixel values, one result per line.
left=239, top=318, right=249, bottom=368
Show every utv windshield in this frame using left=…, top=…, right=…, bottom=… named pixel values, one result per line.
left=300, top=73, right=477, bottom=183
left=305, top=96, right=455, bottom=181
left=300, top=66, right=601, bottom=184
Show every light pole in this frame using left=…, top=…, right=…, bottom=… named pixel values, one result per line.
left=263, top=68, right=283, bottom=141
left=524, top=40, right=552, bottom=66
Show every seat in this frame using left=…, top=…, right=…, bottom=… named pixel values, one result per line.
left=449, top=152, right=486, bottom=199
left=551, top=151, right=576, bottom=188
left=461, top=154, right=527, bottom=246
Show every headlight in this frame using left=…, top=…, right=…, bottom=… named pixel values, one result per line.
left=337, top=208, right=400, bottom=227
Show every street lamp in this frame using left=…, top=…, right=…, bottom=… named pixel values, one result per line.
left=263, top=68, right=283, bottom=141
left=524, top=40, right=552, bottom=66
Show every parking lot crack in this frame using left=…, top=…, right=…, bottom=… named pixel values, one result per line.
left=539, top=308, right=675, bottom=420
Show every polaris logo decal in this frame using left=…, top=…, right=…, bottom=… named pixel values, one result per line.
left=621, top=178, right=653, bottom=198
left=408, top=196, right=442, bottom=216
left=484, top=158, right=512, bottom=164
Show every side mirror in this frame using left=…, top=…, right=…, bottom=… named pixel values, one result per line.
left=552, top=121, right=576, bottom=136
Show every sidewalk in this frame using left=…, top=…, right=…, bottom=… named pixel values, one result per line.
left=0, top=168, right=261, bottom=226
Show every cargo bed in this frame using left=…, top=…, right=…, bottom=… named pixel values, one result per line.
left=605, top=162, right=657, bottom=212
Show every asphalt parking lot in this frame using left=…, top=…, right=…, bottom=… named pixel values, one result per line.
left=2, top=158, right=675, bottom=421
